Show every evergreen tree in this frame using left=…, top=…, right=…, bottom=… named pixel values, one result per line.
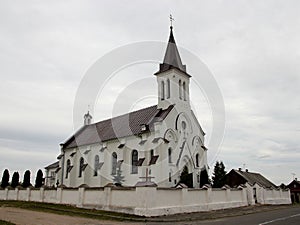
left=1, top=169, right=9, bottom=188
left=212, top=161, right=227, bottom=188
left=35, top=169, right=44, bottom=188
left=22, top=170, right=31, bottom=188
left=200, top=169, right=210, bottom=187
left=112, top=167, right=125, bottom=186
left=11, top=172, right=20, bottom=188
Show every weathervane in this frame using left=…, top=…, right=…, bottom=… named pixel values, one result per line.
left=169, top=14, right=174, bottom=27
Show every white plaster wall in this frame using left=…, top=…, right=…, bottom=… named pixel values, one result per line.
left=7, top=189, right=17, bottom=200
left=110, top=189, right=137, bottom=207
left=84, top=189, right=105, bottom=205
left=44, top=189, right=58, bottom=203
left=0, top=186, right=290, bottom=217
left=211, top=189, right=227, bottom=203
left=18, top=190, right=28, bottom=201
left=61, top=189, right=78, bottom=205
left=29, top=190, right=40, bottom=202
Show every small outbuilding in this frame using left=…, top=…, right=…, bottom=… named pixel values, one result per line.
left=225, top=168, right=287, bottom=205
left=287, top=179, right=300, bottom=203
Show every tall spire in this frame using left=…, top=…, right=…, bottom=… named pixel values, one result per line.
left=155, top=25, right=188, bottom=75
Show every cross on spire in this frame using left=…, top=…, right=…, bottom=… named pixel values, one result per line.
left=169, top=14, right=174, bottom=27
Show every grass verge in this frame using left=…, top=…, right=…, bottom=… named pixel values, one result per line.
left=0, top=220, right=16, bottom=225
left=0, top=200, right=146, bottom=222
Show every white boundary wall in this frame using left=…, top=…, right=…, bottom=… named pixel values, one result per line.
left=0, top=186, right=290, bottom=217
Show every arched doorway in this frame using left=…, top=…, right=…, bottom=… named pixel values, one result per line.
left=179, top=165, right=193, bottom=188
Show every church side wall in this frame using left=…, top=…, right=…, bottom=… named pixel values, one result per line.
left=0, top=186, right=290, bottom=217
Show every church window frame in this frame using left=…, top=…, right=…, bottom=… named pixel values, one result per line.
left=183, top=81, right=186, bottom=101
left=161, top=80, right=165, bottom=100
left=168, top=148, right=172, bottom=163
left=66, top=159, right=71, bottom=179
left=131, top=150, right=138, bottom=174
left=150, top=149, right=154, bottom=158
left=79, top=157, right=84, bottom=178
left=196, top=153, right=199, bottom=167
left=94, top=155, right=99, bottom=176
left=179, top=79, right=182, bottom=99
left=167, top=78, right=170, bottom=99
left=111, top=152, right=117, bottom=175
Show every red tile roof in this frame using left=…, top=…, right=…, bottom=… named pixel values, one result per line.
left=62, top=105, right=174, bottom=149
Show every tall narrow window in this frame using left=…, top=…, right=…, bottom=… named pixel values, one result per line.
left=150, top=149, right=154, bottom=158
left=167, top=79, right=170, bottom=99
left=111, top=152, right=117, bottom=175
left=66, top=159, right=70, bottom=179
left=196, top=153, right=199, bottom=167
left=131, top=150, right=138, bottom=174
left=179, top=80, right=182, bottom=99
left=79, top=157, right=84, bottom=177
left=168, top=148, right=172, bottom=163
left=183, top=81, right=186, bottom=101
left=161, top=80, right=165, bottom=100
left=94, top=155, right=99, bottom=176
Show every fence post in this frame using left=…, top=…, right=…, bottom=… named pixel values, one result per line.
left=77, top=187, right=85, bottom=207
left=15, top=188, right=19, bottom=201
left=26, top=187, right=30, bottom=201
left=103, top=186, right=111, bottom=210
left=4, top=188, right=8, bottom=200
left=40, top=187, right=45, bottom=202
left=57, top=188, right=63, bottom=203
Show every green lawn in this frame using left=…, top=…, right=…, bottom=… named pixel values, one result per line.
left=0, top=220, right=15, bottom=225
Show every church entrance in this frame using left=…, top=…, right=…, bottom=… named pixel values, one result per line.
left=179, top=166, right=193, bottom=188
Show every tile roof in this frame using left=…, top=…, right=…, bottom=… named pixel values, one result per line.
left=233, top=169, right=277, bottom=189
left=62, top=105, right=174, bottom=149
left=45, top=161, right=59, bottom=169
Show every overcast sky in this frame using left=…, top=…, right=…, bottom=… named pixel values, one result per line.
left=0, top=0, right=299, bottom=185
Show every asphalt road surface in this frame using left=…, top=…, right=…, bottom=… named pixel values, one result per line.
left=170, top=206, right=300, bottom=225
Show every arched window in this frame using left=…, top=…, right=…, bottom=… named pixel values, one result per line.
left=168, top=148, right=172, bottom=163
left=111, top=152, right=117, bottom=175
left=161, top=80, right=165, bottom=100
left=94, top=155, right=99, bottom=176
left=66, top=159, right=70, bottom=179
left=183, top=81, right=186, bottom=101
left=79, top=157, right=84, bottom=177
left=179, top=80, right=182, bottom=99
left=131, top=150, right=138, bottom=174
left=196, top=153, right=199, bottom=167
left=167, top=79, right=170, bottom=99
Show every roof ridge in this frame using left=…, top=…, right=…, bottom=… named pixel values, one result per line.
left=92, top=105, right=157, bottom=126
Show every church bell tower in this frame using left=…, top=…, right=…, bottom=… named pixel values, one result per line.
left=154, top=25, right=191, bottom=110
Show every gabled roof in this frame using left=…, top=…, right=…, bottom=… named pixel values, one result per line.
left=230, top=169, right=277, bottom=189
left=155, top=26, right=190, bottom=77
left=62, top=105, right=174, bottom=149
left=45, top=161, right=59, bottom=170
left=288, top=179, right=300, bottom=188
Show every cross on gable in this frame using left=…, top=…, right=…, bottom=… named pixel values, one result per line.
left=139, top=168, right=155, bottom=182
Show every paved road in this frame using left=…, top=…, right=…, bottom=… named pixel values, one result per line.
left=153, top=206, right=300, bottom=225
left=1, top=205, right=299, bottom=225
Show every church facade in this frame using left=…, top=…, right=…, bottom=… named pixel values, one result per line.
left=53, top=26, right=208, bottom=188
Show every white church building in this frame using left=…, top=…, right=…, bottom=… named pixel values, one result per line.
left=48, top=26, right=208, bottom=188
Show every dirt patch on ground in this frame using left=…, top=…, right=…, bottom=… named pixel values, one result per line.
left=0, top=207, right=140, bottom=225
